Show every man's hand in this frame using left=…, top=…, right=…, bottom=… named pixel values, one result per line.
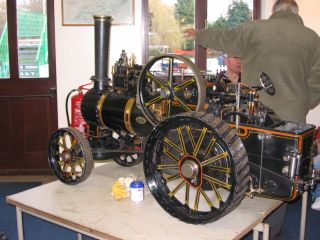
left=183, top=28, right=197, bottom=40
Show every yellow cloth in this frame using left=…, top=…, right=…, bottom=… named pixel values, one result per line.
left=112, top=180, right=129, bottom=200
left=111, top=176, right=136, bottom=200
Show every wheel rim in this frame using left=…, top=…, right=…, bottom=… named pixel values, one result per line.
left=48, top=128, right=93, bottom=184
left=144, top=113, right=248, bottom=224
left=113, top=152, right=141, bottom=167
left=137, top=54, right=206, bottom=126
left=112, top=135, right=143, bottom=167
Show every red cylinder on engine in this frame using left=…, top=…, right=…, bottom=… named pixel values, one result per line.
left=71, top=89, right=87, bottom=133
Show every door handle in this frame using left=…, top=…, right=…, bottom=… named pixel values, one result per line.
left=50, top=87, right=57, bottom=97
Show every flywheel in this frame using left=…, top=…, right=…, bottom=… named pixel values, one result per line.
left=137, top=54, right=206, bottom=126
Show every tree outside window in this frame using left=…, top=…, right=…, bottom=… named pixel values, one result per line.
left=148, top=0, right=253, bottom=73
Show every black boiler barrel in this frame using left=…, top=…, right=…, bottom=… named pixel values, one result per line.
left=81, top=90, right=153, bottom=136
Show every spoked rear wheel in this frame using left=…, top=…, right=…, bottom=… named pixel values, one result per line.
left=48, top=127, right=93, bottom=184
left=143, top=112, right=249, bottom=224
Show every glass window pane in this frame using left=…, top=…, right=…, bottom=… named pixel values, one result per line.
left=0, top=0, right=9, bottom=79
left=17, top=0, right=49, bottom=78
left=149, top=0, right=195, bottom=61
left=207, top=0, right=253, bottom=73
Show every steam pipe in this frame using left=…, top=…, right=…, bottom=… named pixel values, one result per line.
left=91, top=15, right=112, bottom=92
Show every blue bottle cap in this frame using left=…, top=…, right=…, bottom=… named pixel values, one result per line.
left=130, top=180, right=144, bottom=188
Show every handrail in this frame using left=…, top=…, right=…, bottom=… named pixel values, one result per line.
left=0, top=23, right=9, bottom=78
left=36, top=17, right=48, bottom=76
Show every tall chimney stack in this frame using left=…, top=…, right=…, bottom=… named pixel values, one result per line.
left=91, top=15, right=112, bottom=92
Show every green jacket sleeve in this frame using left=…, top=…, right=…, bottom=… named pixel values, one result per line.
left=307, top=46, right=320, bottom=109
left=195, top=26, right=248, bottom=58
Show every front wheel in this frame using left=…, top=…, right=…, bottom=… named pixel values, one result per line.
left=143, top=112, right=249, bottom=224
left=48, top=127, right=93, bottom=184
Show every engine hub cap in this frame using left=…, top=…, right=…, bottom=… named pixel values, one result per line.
left=160, top=87, right=172, bottom=100
left=179, top=155, right=203, bottom=188
left=180, top=160, right=198, bottom=178
left=61, top=150, right=72, bottom=163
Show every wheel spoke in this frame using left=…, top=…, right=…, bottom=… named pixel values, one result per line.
left=204, top=137, right=217, bottom=157
left=70, top=162, right=78, bottom=176
left=165, top=173, right=180, bottom=182
left=173, top=78, right=196, bottom=92
left=146, top=71, right=167, bottom=88
left=186, top=126, right=196, bottom=149
left=168, top=180, right=186, bottom=198
left=73, top=156, right=84, bottom=163
left=192, top=127, right=208, bottom=156
left=55, top=151, right=62, bottom=157
left=164, top=137, right=183, bottom=154
left=209, top=180, right=223, bottom=202
left=63, top=163, right=69, bottom=172
left=168, top=58, right=174, bottom=88
left=173, top=95, right=191, bottom=112
left=59, top=136, right=67, bottom=149
left=201, top=151, right=229, bottom=167
left=193, top=188, right=201, bottom=211
left=203, top=174, right=232, bottom=190
left=177, top=127, right=187, bottom=156
left=163, top=147, right=180, bottom=163
left=69, top=138, right=78, bottom=152
left=57, top=141, right=66, bottom=150
left=185, top=183, right=190, bottom=206
left=57, top=160, right=64, bottom=167
left=165, top=99, right=172, bottom=118
left=199, top=187, right=214, bottom=208
left=157, top=163, right=179, bottom=170
left=65, top=132, right=73, bottom=148
left=145, top=95, right=163, bottom=107
left=62, top=133, right=68, bottom=146
left=209, top=166, right=231, bottom=174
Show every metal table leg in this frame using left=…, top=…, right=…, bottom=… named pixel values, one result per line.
left=300, top=191, right=308, bottom=240
left=16, top=207, right=24, bottom=240
left=253, top=222, right=270, bottom=240
left=77, top=233, right=83, bottom=240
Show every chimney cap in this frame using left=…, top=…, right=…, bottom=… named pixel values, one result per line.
left=94, top=15, right=112, bottom=21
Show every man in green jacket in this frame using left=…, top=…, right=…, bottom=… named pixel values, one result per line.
left=185, top=0, right=320, bottom=124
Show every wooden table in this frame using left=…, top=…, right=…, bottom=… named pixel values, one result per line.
left=7, top=162, right=283, bottom=240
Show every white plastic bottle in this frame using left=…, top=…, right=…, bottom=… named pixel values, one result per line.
left=130, top=180, right=144, bottom=202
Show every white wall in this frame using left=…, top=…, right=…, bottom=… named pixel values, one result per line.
left=54, top=1, right=320, bottom=127
left=260, top=0, right=320, bottom=126
left=298, top=0, right=320, bottom=126
left=54, top=0, right=143, bottom=128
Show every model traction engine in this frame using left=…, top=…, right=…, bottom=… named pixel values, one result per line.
left=48, top=15, right=319, bottom=224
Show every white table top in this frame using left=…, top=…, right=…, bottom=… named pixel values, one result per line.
left=7, top=162, right=282, bottom=240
